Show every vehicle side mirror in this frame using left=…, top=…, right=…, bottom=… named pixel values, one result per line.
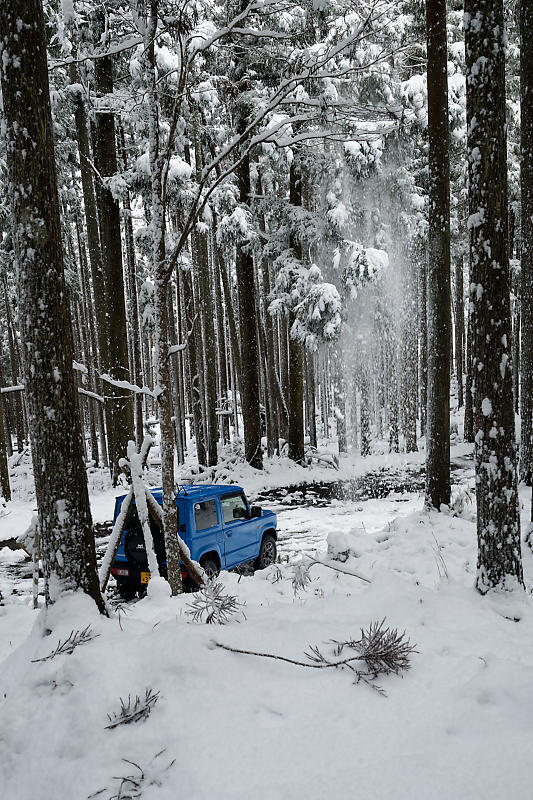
left=232, top=507, right=247, bottom=520
left=250, top=505, right=262, bottom=518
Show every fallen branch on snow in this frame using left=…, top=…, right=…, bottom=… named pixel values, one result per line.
left=105, top=688, right=160, bottom=729
left=292, top=556, right=371, bottom=593
left=214, top=620, right=417, bottom=694
left=31, top=625, right=100, bottom=662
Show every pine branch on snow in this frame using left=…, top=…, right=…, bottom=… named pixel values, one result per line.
left=105, top=688, right=160, bottom=729
left=185, top=580, right=245, bottom=624
left=31, top=625, right=100, bottom=662
left=215, top=620, right=417, bottom=694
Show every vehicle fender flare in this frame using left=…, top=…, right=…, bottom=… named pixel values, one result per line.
left=260, top=526, right=277, bottom=541
left=197, top=549, right=222, bottom=570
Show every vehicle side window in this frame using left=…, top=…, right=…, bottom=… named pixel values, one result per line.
left=221, top=493, right=248, bottom=524
left=194, top=500, right=218, bottom=531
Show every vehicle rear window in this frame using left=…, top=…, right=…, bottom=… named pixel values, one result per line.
left=221, top=493, right=248, bottom=524
left=194, top=499, right=218, bottom=531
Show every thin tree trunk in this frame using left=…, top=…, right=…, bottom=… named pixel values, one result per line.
left=235, top=146, right=263, bottom=468
left=183, top=266, right=207, bottom=466
left=455, top=255, right=464, bottom=408
left=118, top=125, right=144, bottom=449
left=212, top=234, right=230, bottom=445
left=419, top=254, right=428, bottom=437
left=306, top=350, right=317, bottom=449
left=93, top=11, right=133, bottom=483
left=426, top=0, right=451, bottom=508
left=143, top=0, right=182, bottom=593
left=287, top=160, right=305, bottom=463
left=3, top=275, right=24, bottom=452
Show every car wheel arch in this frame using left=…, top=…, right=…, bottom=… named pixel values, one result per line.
left=199, top=550, right=221, bottom=570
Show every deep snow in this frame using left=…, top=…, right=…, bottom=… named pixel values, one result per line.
left=1, top=442, right=533, bottom=799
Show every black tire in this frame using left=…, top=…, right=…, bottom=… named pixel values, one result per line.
left=200, top=556, right=220, bottom=581
left=254, top=533, right=277, bottom=570
left=116, top=580, right=137, bottom=601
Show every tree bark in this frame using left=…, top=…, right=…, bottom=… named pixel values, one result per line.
left=418, top=255, right=427, bottom=436
left=455, top=255, right=464, bottom=408
left=520, top=0, right=533, bottom=484
left=118, top=125, right=145, bottom=449
left=465, top=0, right=523, bottom=591
left=144, top=0, right=182, bottom=594
left=193, top=115, right=218, bottom=467
left=234, top=135, right=263, bottom=468
left=93, top=12, right=133, bottom=483
left=287, top=160, right=305, bottom=463
left=425, top=0, right=451, bottom=508
left=0, top=0, right=104, bottom=611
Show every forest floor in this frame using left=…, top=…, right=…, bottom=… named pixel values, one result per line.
left=1, top=439, right=533, bottom=799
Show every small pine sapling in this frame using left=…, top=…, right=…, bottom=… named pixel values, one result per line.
left=185, top=580, right=245, bottom=624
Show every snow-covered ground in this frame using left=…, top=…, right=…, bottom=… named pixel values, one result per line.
left=2, top=442, right=533, bottom=799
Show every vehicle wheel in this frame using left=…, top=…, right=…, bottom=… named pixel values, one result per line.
left=254, top=534, right=277, bottom=570
left=200, top=556, right=220, bottom=581
left=116, top=580, right=137, bottom=601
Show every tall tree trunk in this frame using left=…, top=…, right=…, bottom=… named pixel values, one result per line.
left=465, top=0, right=523, bottom=591
left=306, top=350, right=317, bottom=449
left=3, top=275, right=25, bottom=452
left=234, top=131, right=263, bottom=468
left=212, top=234, right=230, bottom=446
left=520, top=0, right=533, bottom=483
left=93, top=12, right=133, bottom=483
left=426, top=0, right=451, bottom=508
left=144, top=0, right=182, bottom=594
left=464, top=291, right=475, bottom=442
left=183, top=266, right=207, bottom=466
left=401, top=250, right=419, bottom=452
left=118, top=125, right=144, bottom=449
left=0, top=386, right=10, bottom=501
left=0, top=0, right=104, bottom=612
left=69, top=43, right=110, bottom=467
left=360, top=367, right=371, bottom=456
left=288, top=160, right=305, bottom=463
left=193, top=120, right=218, bottom=467
left=455, top=255, right=464, bottom=408
left=418, top=255, right=428, bottom=436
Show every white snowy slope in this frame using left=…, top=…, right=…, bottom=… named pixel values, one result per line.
left=1, top=446, right=533, bottom=799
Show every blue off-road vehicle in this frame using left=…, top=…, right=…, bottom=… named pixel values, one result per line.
left=110, top=485, right=278, bottom=599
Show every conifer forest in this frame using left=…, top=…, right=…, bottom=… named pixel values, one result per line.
left=1, top=1, right=533, bottom=798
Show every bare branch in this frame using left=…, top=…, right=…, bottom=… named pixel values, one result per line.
left=32, top=626, right=100, bottom=662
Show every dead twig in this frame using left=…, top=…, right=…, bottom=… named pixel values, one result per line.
left=105, top=688, right=160, bottom=729
left=32, top=626, right=100, bottom=662
left=88, top=749, right=175, bottom=800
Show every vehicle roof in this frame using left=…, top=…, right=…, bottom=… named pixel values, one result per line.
left=114, top=484, right=245, bottom=505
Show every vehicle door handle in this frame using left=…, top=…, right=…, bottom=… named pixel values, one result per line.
left=226, top=531, right=232, bottom=537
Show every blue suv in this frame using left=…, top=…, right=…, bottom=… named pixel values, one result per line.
left=110, top=485, right=278, bottom=599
